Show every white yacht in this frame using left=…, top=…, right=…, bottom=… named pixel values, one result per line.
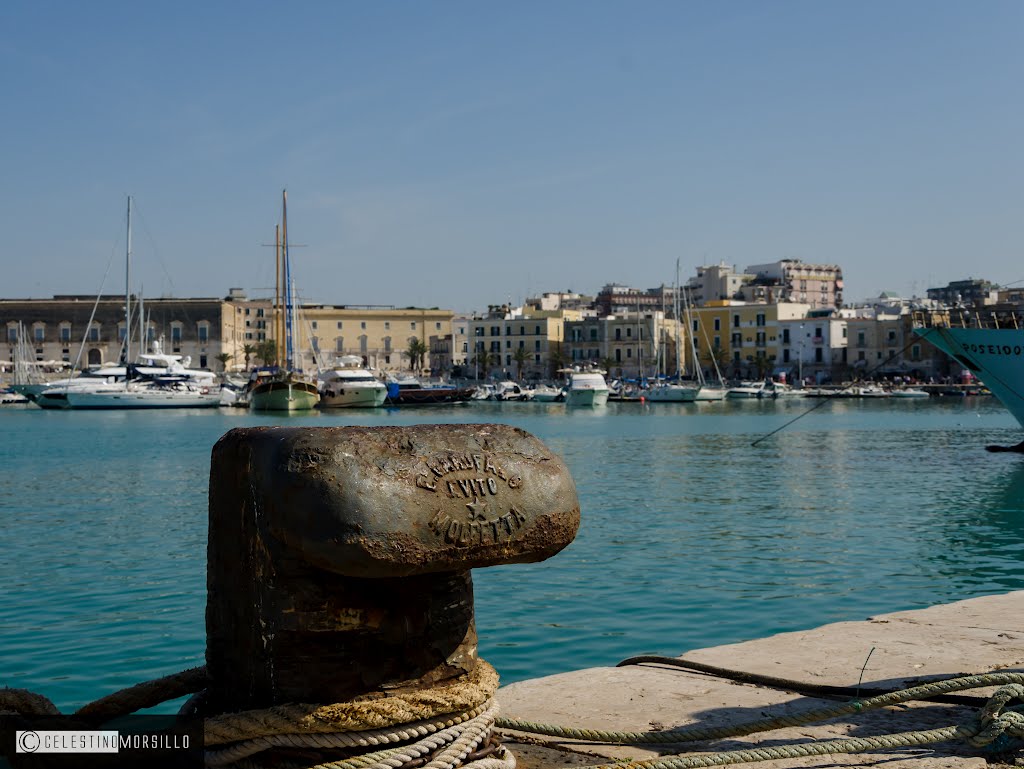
left=318, top=356, right=387, bottom=408
left=492, top=381, right=531, bottom=401
left=564, top=369, right=610, bottom=407
left=645, top=381, right=699, bottom=402
left=36, top=343, right=217, bottom=410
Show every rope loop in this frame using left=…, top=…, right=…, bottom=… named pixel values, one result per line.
left=967, top=683, right=1024, bottom=748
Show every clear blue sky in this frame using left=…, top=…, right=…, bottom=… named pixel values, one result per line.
left=2, top=1, right=1021, bottom=312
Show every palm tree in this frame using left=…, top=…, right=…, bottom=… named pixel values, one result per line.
left=242, top=344, right=255, bottom=369
left=486, top=349, right=501, bottom=377
left=215, top=352, right=233, bottom=372
left=548, top=343, right=567, bottom=379
left=255, top=340, right=277, bottom=366
left=406, top=338, right=428, bottom=372
left=512, top=346, right=531, bottom=381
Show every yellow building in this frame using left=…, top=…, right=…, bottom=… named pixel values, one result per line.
left=294, top=305, right=454, bottom=375
left=690, top=302, right=810, bottom=379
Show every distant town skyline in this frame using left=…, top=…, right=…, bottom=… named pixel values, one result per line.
left=3, top=2, right=1022, bottom=309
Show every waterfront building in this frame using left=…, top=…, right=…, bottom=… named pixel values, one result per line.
left=1, top=290, right=254, bottom=374
left=776, top=313, right=849, bottom=383
left=466, top=305, right=576, bottom=381
left=564, top=311, right=671, bottom=380
left=296, top=306, right=454, bottom=375
left=686, top=302, right=810, bottom=381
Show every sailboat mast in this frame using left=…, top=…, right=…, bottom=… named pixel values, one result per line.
left=274, top=223, right=282, bottom=368
left=125, top=196, right=132, bottom=366
left=282, top=189, right=294, bottom=371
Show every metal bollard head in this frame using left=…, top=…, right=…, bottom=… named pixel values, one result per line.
left=213, top=424, right=580, bottom=578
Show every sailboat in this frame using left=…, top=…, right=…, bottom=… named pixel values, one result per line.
left=35, top=198, right=221, bottom=410
left=647, top=260, right=699, bottom=402
left=248, top=190, right=321, bottom=412
left=684, top=286, right=728, bottom=401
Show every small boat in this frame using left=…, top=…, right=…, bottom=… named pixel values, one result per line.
left=385, top=375, right=476, bottom=405
left=1, top=389, right=29, bottom=405
left=318, top=356, right=387, bottom=408
left=530, top=384, right=565, bottom=402
left=727, top=381, right=767, bottom=399
left=492, top=381, right=532, bottom=401
left=564, top=368, right=610, bottom=407
left=890, top=387, right=930, bottom=398
left=645, top=381, right=699, bottom=402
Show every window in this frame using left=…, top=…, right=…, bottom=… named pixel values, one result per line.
left=385, top=322, right=390, bottom=330
left=534, top=340, right=541, bottom=351
left=34, top=326, right=44, bottom=342
left=6, top=327, right=17, bottom=343
left=756, top=314, right=766, bottom=327
left=171, top=326, right=182, bottom=342
left=61, top=326, right=71, bottom=342
left=625, top=328, right=632, bottom=339
left=118, top=326, right=128, bottom=342
left=311, top=336, right=319, bottom=352
left=384, top=337, right=392, bottom=353
left=714, top=318, right=721, bottom=331
left=359, top=336, right=368, bottom=353
left=360, top=322, right=366, bottom=330
left=89, top=325, right=100, bottom=342
left=535, top=325, right=541, bottom=335
left=713, top=336, right=720, bottom=349
left=733, top=314, right=740, bottom=328
left=615, top=328, right=621, bottom=340
left=520, top=325, right=525, bottom=335
left=782, top=329, right=790, bottom=344
left=256, top=309, right=264, bottom=317
left=692, top=319, right=698, bottom=333
left=198, top=324, right=209, bottom=343
left=200, top=354, right=208, bottom=368
left=311, top=321, right=318, bottom=330
left=337, top=321, right=343, bottom=329
left=411, top=322, right=417, bottom=330
left=911, top=344, right=921, bottom=361
left=590, top=328, right=598, bottom=341
left=336, top=337, right=345, bottom=352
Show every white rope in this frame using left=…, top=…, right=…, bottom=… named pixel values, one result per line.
left=205, top=700, right=505, bottom=769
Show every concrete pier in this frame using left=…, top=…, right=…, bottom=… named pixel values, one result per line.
left=499, top=592, right=1024, bottom=768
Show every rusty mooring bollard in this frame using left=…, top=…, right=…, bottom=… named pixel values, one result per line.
left=205, top=424, right=580, bottom=714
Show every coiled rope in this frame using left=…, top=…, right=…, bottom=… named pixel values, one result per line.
left=3, top=667, right=1023, bottom=768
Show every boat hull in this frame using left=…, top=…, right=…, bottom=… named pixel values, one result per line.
left=565, top=388, right=610, bottom=407
left=645, top=385, right=698, bottom=402
left=385, top=387, right=476, bottom=406
left=250, top=380, right=321, bottom=411
left=915, top=325, right=1024, bottom=426
left=319, top=384, right=387, bottom=408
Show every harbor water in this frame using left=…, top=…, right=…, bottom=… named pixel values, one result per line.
left=3, top=397, right=1024, bottom=713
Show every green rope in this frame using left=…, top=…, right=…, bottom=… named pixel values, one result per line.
left=496, top=674, right=1024, bottom=769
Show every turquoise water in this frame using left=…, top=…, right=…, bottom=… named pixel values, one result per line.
left=2, top=397, right=1024, bottom=713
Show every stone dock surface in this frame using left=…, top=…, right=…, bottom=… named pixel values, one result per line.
left=497, top=592, right=1024, bottom=769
